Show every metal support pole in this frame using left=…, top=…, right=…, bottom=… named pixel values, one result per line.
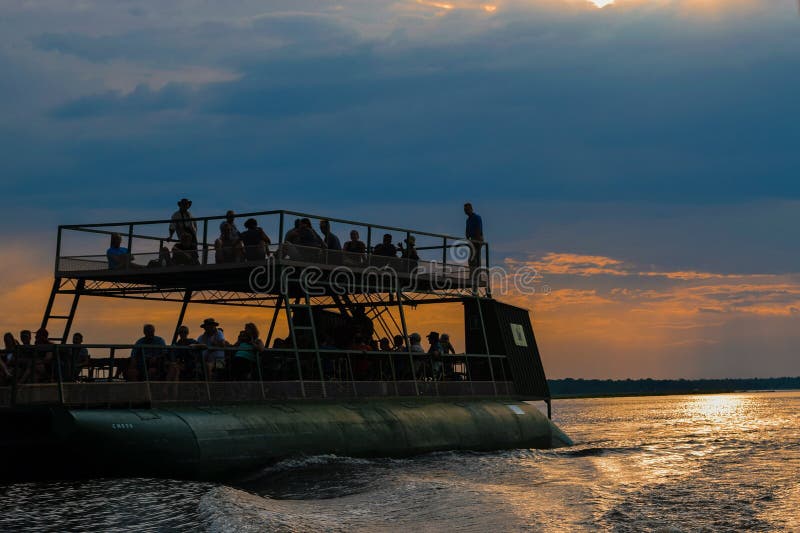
left=61, top=279, right=84, bottom=344
left=172, top=290, right=192, bottom=344
left=55, top=227, right=63, bottom=273
left=395, top=288, right=419, bottom=395
left=265, top=299, right=282, bottom=348
left=442, top=237, right=447, bottom=267
left=283, top=295, right=306, bottom=398
left=474, top=296, right=497, bottom=396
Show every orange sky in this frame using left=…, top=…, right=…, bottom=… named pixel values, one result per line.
left=3, top=246, right=799, bottom=379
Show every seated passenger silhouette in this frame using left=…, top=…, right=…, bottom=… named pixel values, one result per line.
left=220, top=210, right=240, bottom=240
left=319, top=219, right=341, bottom=251
left=172, top=232, right=200, bottom=265
left=215, top=221, right=243, bottom=263
left=399, top=235, right=420, bottom=270
left=373, top=234, right=398, bottom=257
left=240, top=218, right=271, bottom=261
left=129, top=324, right=166, bottom=381
left=106, top=233, right=132, bottom=269
left=342, top=230, right=367, bottom=265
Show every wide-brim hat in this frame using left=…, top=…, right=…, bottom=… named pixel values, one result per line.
left=200, top=318, right=219, bottom=328
left=178, top=198, right=192, bottom=207
left=426, top=331, right=438, bottom=339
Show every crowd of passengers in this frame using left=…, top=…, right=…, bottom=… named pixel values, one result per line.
left=0, top=319, right=464, bottom=385
left=106, top=198, right=446, bottom=269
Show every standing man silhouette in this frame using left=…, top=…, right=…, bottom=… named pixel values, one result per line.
left=464, top=202, right=484, bottom=276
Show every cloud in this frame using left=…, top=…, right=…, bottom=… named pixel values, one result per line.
left=50, top=83, right=192, bottom=118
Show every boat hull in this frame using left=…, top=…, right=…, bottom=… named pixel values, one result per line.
left=0, top=398, right=571, bottom=480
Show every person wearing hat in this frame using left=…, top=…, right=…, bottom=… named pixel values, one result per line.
left=196, top=318, right=227, bottom=378
left=426, top=331, right=443, bottom=381
left=169, top=198, right=197, bottom=245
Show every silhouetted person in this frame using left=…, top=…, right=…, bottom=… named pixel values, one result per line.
left=464, top=202, right=484, bottom=273
left=399, top=235, right=419, bottom=270
left=220, top=210, right=240, bottom=240
left=107, top=232, right=132, bottom=269
left=171, top=325, right=198, bottom=380
left=70, top=332, right=90, bottom=381
left=169, top=198, right=197, bottom=245
left=373, top=234, right=397, bottom=257
left=232, top=330, right=256, bottom=381
left=343, top=230, right=366, bottom=254
left=215, top=221, right=243, bottom=263
left=129, top=324, right=166, bottom=381
left=172, top=232, right=199, bottom=265
left=197, top=318, right=226, bottom=378
left=298, top=218, right=325, bottom=247
left=240, top=218, right=271, bottom=261
left=284, top=219, right=301, bottom=244
left=319, top=220, right=341, bottom=251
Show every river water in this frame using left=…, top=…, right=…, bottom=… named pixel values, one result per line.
left=1, top=391, right=798, bottom=531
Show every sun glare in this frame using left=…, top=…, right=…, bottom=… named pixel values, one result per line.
left=589, top=0, right=615, bottom=7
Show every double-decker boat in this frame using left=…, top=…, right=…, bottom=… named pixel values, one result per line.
left=0, top=209, right=571, bottom=480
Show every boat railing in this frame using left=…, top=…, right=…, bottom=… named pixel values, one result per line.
left=0, top=343, right=518, bottom=408
left=55, top=210, right=490, bottom=284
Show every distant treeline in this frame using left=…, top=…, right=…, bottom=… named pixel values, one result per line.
left=548, top=377, right=800, bottom=398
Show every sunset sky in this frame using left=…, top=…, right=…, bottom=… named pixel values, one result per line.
left=2, top=0, right=799, bottom=379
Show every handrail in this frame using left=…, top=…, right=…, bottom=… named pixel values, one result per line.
left=59, top=209, right=470, bottom=244
left=5, top=341, right=513, bottom=407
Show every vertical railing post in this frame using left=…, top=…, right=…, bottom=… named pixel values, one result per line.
left=200, top=347, right=212, bottom=403
left=256, top=350, right=266, bottom=400
left=202, top=219, right=209, bottom=265
left=10, top=346, right=18, bottom=406
left=484, top=242, right=491, bottom=296
left=109, top=347, right=116, bottom=382
left=126, top=224, right=134, bottom=255
left=367, top=226, right=372, bottom=265
left=442, top=237, right=447, bottom=268
left=142, top=347, right=153, bottom=406
left=55, top=345, right=65, bottom=405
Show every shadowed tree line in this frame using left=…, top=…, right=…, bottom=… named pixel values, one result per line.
left=548, top=377, right=800, bottom=398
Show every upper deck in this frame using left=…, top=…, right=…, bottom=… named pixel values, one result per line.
left=55, top=209, right=490, bottom=300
